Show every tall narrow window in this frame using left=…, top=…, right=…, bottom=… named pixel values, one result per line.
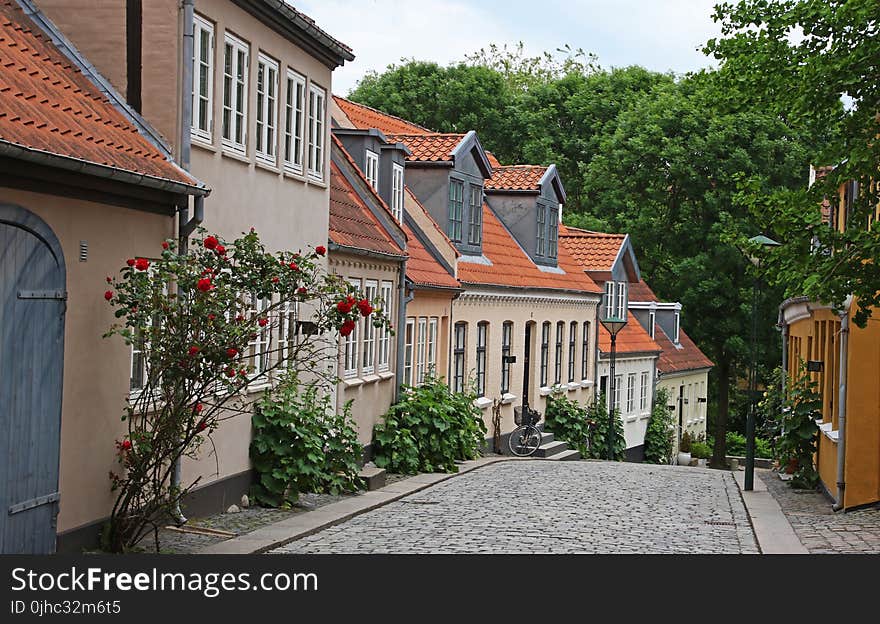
left=568, top=321, right=577, bottom=383
left=416, top=317, right=427, bottom=385
left=536, top=206, right=546, bottom=256
left=277, top=300, right=299, bottom=364
left=613, top=374, right=622, bottom=411
left=626, top=373, right=636, bottom=413
left=554, top=321, right=564, bottom=385
left=453, top=322, right=467, bottom=393
left=674, top=311, right=680, bottom=343
left=648, top=310, right=656, bottom=339
left=377, top=281, right=393, bottom=371
left=343, top=279, right=360, bottom=378
left=364, top=150, right=379, bottom=190
left=501, top=321, right=512, bottom=394
left=255, top=54, right=278, bottom=164
left=616, top=281, right=627, bottom=319
left=640, top=371, right=649, bottom=411
left=604, top=281, right=615, bottom=318
left=427, top=318, right=438, bottom=378
left=222, top=33, right=248, bottom=153
left=404, top=318, right=415, bottom=385
left=476, top=322, right=488, bottom=397
left=581, top=320, right=590, bottom=380
left=283, top=69, right=305, bottom=173
left=448, top=179, right=464, bottom=242
left=191, top=15, right=213, bottom=142
left=361, top=280, right=377, bottom=374
left=391, top=163, right=405, bottom=222
left=247, top=295, right=271, bottom=378
left=548, top=213, right=558, bottom=259
left=540, top=321, right=550, bottom=387
left=307, top=84, right=326, bottom=180
left=468, top=185, right=482, bottom=245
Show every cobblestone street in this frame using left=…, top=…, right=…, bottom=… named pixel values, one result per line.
left=271, top=460, right=759, bottom=554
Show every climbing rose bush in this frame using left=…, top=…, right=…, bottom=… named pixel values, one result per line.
left=102, top=229, right=390, bottom=552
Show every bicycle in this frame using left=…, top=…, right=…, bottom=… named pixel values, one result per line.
left=508, top=406, right=543, bottom=457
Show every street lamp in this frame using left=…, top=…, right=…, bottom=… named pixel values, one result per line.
left=743, top=234, right=780, bottom=491
left=599, top=282, right=628, bottom=460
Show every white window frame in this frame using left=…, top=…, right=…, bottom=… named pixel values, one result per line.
left=467, top=184, right=482, bottom=245
left=604, top=281, right=615, bottom=318
left=307, top=83, right=326, bottom=181
left=362, top=280, right=377, bottom=375
left=427, top=317, right=438, bottom=378
left=674, top=311, right=681, bottom=343
left=255, top=53, right=279, bottom=164
left=191, top=14, right=214, bottom=143
left=277, top=299, right=299, bottom=365
left=222, top=32, right=249, bottom=154
left=365, top=149, right=379, bottom=190
left=247, top=294, right=272, bottom=380
left=378, top=281, right=393, bottom=371
left=640, top=371, right=649, bottom=411
left=453, top=322, right=467, bottom=393
left=616, top=281, right=627, bottom=319
left=283, top=69, right=305, bottom=174
left=404, top=318, right=415, bottom=386
left=613, top=374, right=622, bottom=412
left=536, top=205, right=546, bottom=256
left=391, top=163, right=405, bottom=222
left=416, top=317, right=427, bottom=385
left=448, top=179, right=464, bottom=242
left=626, top=373, right=636, bottom=413
left=130, top=271, right=167, bottom=396
left=343, top=278, right=360, bottom=378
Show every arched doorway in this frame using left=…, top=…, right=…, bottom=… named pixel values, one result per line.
left=0, top=204, right=66, bottom=553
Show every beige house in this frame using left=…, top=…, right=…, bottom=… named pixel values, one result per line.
left=30, top=0, right=352, bottom=548
left=0, top=1, right=208, bottom=553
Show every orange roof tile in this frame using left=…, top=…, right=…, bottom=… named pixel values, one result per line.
left=384, top=133, right=465, bottom=162
left=457, top=203, right=601, bottom=294
left=0, top=2, right=197, bottom=188
left=329, top=159, right=405, bottom=257
left=653, top=324, right=714, bottom=374
left=403, top=221, right=459, bottom=289
left=333, top=96, right=432, bottom=135
left=486, top=165, right=548, bottom=192
left=628, top=279, right=659, bottom=302
left=598, top=312, right=661, bottom=355
left=559, top=224, right=626, bottom=272
left=485, top=151, right=503, bottom=169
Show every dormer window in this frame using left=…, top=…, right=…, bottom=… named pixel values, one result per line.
left=448, top=179, right=464, bottom=242
left=467, top=185, right=482, bottom=245
left=365, top=149, right=379, bottom=190
left=604, top=281, right=627, bottom=319
left=674, top=311, right=680, bottom=344
left=648, top=310, right=656, bottom=339
left=548, top=215, right=558, bottom=259
left=536, top=206, right=546, bottom=256
left=391, top=163, right=404, bottom=222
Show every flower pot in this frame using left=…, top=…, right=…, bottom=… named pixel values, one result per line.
left=677, top=452, right=692, bottom=466
left=697, top=458, right=707, bottom=467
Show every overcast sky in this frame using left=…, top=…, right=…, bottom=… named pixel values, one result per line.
left=293, top=0, right=726, bottom=95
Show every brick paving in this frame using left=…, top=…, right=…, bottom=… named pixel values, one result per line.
left=272, top=461, right=759, bottom=554
left=759, top=470, right=880, bottom=554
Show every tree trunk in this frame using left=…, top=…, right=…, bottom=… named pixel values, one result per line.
left=710, top=356, right=731, bottom=469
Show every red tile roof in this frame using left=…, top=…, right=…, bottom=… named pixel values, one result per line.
left=628, top=279, right=659, bottom=302
left=384, top=133, right=465, bottom=163
left=329, top=159, right=405, bottom=257
left=0, top=2, right=197, bottom=188
left=653, top=324, right=714, bottom=374
left=333, top=96, right=432, bottom=135
left=598, top=312, right=661, bottom=355
left=486, top=165, right=547, bottom=192
left=485, top=151, right=503, bottom=169
left=403, top=221, right=459, bottom=289
left=457, top=203, right=601, bottom=294
left=558, top=224, right=626, bottom=272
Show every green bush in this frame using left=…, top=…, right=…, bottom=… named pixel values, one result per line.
left=643, top=387, right=674, bottom=464
left=545, top=394, right=592, bottom=458
left=775, top=364, right=820, bottom=489
left=250, top=373, right=364, bottom=507
left=586, top=396, right=625, bottom=461
left=707, top=432, right=773, bottom=459
left=373, top=375, right=487, bottom=474
left=690, top=441, right=712, bottom=459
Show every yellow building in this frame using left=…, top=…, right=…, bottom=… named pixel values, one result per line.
left=778, top=177, right=880, bottom=509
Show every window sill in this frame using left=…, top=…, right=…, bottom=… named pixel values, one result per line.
left=378, top=370, right=394, bottom=381
left=283, top=167, right=307, bottom=183
left=221, top=148, right=251, bottom=166
left=819, top=421, right=839, bottom=442
left=566, top=382, right=580, bottom=392
left=255, top=158, right=281, bottom=175
left=191, top=136, right=216, bottom=153
left=361, top=373, right=381, bottom=384
left=500, top=392, right=516, bottom=405
left=538, top=386, right=552, bottom=397
left=639, top=413, right=651, bottom=420
left=474, top=396, right=493, bottom=410
left=342, top=376, right=363, bottom=388
left=307, top=173, right=327, bottom=188
left=580, top=379, right=594, bottom=388
left=625, top=415, right=638, bottom=423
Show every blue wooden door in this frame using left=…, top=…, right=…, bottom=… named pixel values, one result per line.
left=0, top=205, right=65, bottom=554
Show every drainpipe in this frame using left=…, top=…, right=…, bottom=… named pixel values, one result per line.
left=171, top=0, right=197, bottom=526
left=832, top=298, right=851, bottom=511
left=780, top=323, right=789, bottom=393
left=395, top=264, right=413, bottom=402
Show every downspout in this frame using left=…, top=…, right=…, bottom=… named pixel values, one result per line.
left=395, top=264, right=413, bottom=402
left=171, top=0, right=198, bottom=526
left=780, top=323, right=789, bottom=394
left=832, top=298, right=851, bottom=511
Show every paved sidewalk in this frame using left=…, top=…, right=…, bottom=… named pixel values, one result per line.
left=733, top=468, right=807, bottom=554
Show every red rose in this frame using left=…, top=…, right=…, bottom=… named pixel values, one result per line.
left=347, top=294, right=356, bottom=304
left=197, top=420, right=207, bottom=432
left=194, top=403, right=203, bottom=413
left=226, top=367, right=236, bottom=378
left=208, top=313, right=216, bottom=321
left=258, top=318, right=268, bottom=327
left=297, top=287, right=307, bottom=295
left=104, top=290, right=113, bottom=301
left=106, top=276, right=112, bottom=283
left=162, top=241, right=169, bottom=250
left=236, top=314, right=244, bottom=322
left=336, top=300, right=352, bottom=314
left=188, top=346, right=200, bottom=356
left=215, top=244, right=226, bottom=256
left=272, top=277, right=279, bottom=283
left=135, top=258, right=149, bottom=271
left=288, top=262, right=298, bottom=271
left=126, top=258, right=135, bottom=267
left=358, top=299, right=373, bottom=317
left=340, top=324, right=353, bottom=337
left=226, top=347, right=238, bottom=358
left=197, top=278, right=213, bottom=292
left=315, top=245, right=326, bottom=256
left=204, top=235, right=219, bottom=250
left=121, top=440, right=132, bottom=451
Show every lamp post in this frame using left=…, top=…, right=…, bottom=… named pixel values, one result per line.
left=743, top=235, right=780, bottom=491
left=599, top=282, right=628, bottom=460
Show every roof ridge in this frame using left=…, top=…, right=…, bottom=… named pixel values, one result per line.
left=333, top=95, right=433, bottom=133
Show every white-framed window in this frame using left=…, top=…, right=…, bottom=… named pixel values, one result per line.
left=604, top=281, right=615, bottom=318
left=131, top=272, right=167, bottom=395
left=648, top=310, right=656, bottom=339
left=378, top=281, right=393, bottom=371
left=500, top=321, right=512, bottom=394
left=307, top=83, right=326, bottom=181
left=427, top=317, right=438, bottom=378
left=191, top=14, right=214, bottom=142
left=448, top=179, right=464, bottom=242
left=222, top=32, right=248, bottom=153
left=283, top=69, right=305, bottom=174
left=554, top=321, right=564, bottom=385
left=343, top=278, right=360, bottom=378
left=404, top=318, right=415, bottom=385
left=453, top=322, right=467, bottom=393
left=476, top=322, right=488, bottom=397
left=568, top=321, right=577, bottom=383
left=540, top=321, right=550, bottom=387
left=581, top=320, right=590, bottom=380
left=467, top=184, right=482, bottom=245
left=640, top=371, right=649, bottom=411
left=548, top=214, right=558, bottom=259
left=674, top=311, right=681, bottom=343
left=613, top=374, right=622, bottom=411
left=416, top=317, right=427, bottom=385
left=391, top=163, right=405, bottom=222
left=247, top=294, right=271, bottom=378
left=626, top=373, right=636, bottom=413
left=616, top=281, right=627, bottom=319
left=536, top=205, right=546, bottom=256
left=255, top=53, right=279, bottom=164
left=365, top=149, right=379, bottom=190
left=277, top=299, right=299, bottom=364
left=362, top=280, right=377, bottom=375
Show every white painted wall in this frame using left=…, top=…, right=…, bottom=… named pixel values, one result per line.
left=597, top=355, right=657, bottom=449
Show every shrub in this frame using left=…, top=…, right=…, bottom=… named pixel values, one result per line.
left=373, top=375, right=487, bottom=474
left=775, top=363, right=821, bottom=489
left=725, top=431, right=746, bottom=456
left=679, top=431, right=693, bottom=453
left=250, top=373, right=363, bottom=507
left=690, top=441, right=712, bottom=459
left=545, top=394, right=592, bottom=458
left=586, top=396, right=625, bottom=461
left=643, top=387, right=674, bottom=464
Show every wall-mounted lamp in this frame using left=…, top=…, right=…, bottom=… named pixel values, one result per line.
left=697, top=397, right=707, bottom=404
left=806, top=360, right=824, bottom=372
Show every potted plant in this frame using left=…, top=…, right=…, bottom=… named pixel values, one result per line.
left=677, top=431, right=693, bottom=466
left=690, top=440, right=712, bottom=467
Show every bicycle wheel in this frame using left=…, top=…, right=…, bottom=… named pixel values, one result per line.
left=508, top=425, right=541, bottom=457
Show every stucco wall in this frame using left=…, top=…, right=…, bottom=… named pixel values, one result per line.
left=407, top=289, right=454, bottom=382
left=2, top=187, right=174, bottom=534
left=657, top=369, right=710, bottom=452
